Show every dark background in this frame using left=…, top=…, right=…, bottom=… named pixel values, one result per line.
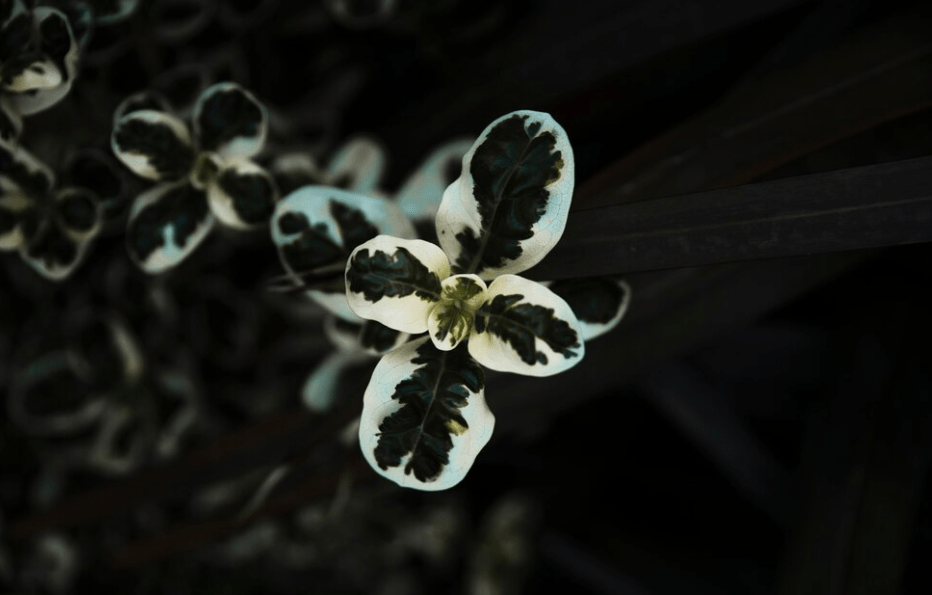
left=2, top=0, right=932, bottom=593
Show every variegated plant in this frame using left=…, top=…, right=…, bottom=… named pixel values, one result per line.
left=0, top=2, right=80, bottom=140
left=271, top=137, right=473, bottom=414
left=111, top=82, right=278, bottom=273
left=344, top=110, right=627, bottom=490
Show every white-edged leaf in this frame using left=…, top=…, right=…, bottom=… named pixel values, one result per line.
left=1, top=57, right=62, bottom=92
left=193, top=82, right=268, bottom=158
left=206, top=157, right=278, bottom=229
left=436, top=110, right=575, bottom=279
left=272, top=186, right=414, bottom=320
left=359, top=336, right=493, bottom=491
left=5, top=8, right=80, bottom=116
left=345, top=235, right=450, bottom=334
left=396, top=138, right=472, bottom=223
left=326, top=136, right=386, bottom=193
left=428, top=274, right=488, bottom=351
left=469, top=274, right=584, bottom=377
left=125, top=181, right=214, bottom=273
left=112, top=110, right=195, bottom=181
left=543, top=278, right=632, bottom=341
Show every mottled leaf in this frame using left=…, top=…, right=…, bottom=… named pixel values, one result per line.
left=544, top=278, right=631, bottom=341
left=359, top=336, right=493, bottom=491
left=206, top=157, right=278, bottom=229
left=112, top=110, right=195, bottom=181
left=193, top=82, right=267, bottom=158
left=125, top=181, right=214, bottom=273
left=471, top=274, right=583, bottom=376
left=396, top=138, right=472, bottom=223
left=326, top=136, right=385, bottom=193
left=272, top=186, right=414, bottom=320
left=346, top=235, right=450, bottom=334
left=436, top=110, right=575, bottom=279
left=5, top=8, right=79, bottom=116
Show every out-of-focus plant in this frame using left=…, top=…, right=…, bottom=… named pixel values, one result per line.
left=111, top=82, right=278, bottom=273
left=0, top=140, right=103, bottom=280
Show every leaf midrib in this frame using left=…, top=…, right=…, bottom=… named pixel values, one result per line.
left=464, top=132, right=536, bottom=275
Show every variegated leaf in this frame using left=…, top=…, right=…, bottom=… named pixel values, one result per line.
left=272, top=186, right=414, bottom=320
left=470, top=274, right=584, bottom=377
left=544, top=278, right=632, bottom=341
left=1, top=55, right=61, bottom=92
left=436, top=110, right=575, bottom=279
left=112, top=110, right=195, bottom=181
left=359, top=336, right=493, bottom=491
left=5, top=8, right=80, bottom=116
left=206, top=158, right=278, bottom=229
left=428, top=274, right=488, bottom=351
left=396, top=138, right=472, bottom=223
left=193, top=82, right=267, bottom=158
left=326, top=136, right=385, bottom=194
left=126, top=181, right=214, bottom=273
left=345, top=235, right=450, bottom=334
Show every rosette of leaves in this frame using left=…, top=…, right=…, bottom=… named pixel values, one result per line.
left=0, top=2, right=79, bottom=140
left=0, top=139, right=103, bottom=280
left=111, top=81, right=278, bottom=273
left=343, top=110, right=594, bottom=490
